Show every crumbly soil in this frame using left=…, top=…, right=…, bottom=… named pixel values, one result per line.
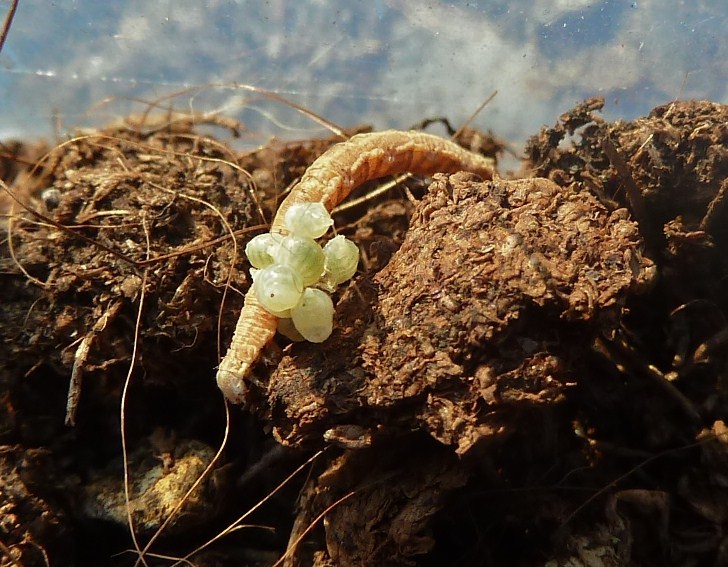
left=1, top=99, right=727, bottom=566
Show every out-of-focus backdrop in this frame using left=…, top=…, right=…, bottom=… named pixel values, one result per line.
left=1, top=0, right=726, bottom=150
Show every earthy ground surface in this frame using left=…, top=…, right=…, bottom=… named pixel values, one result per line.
left=1, top=99, right=727, bottom=566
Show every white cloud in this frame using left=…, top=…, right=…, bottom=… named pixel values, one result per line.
left=0, top=0, right=725, bottom=144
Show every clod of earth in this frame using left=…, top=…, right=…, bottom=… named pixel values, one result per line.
left=262, top=173, right=655, bottom=454
left=527, top=98, right=728, bottom=301
left=0, top=446, right=72, bottom=566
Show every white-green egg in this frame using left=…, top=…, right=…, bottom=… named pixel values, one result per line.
left=254, top=264, right=304, bottom=312
left=283, top=202, right=333, bottom=238
left=245, top=233, right=281, bottom=269
left=267, top=307, right=292, bottom=318
left=272, top=235, right=325, bottom=286
left=291, top=287, right=334, bottom=343
left=277, top=317, right=305, bottom=342
left=321, top=235, right=359, bottom=290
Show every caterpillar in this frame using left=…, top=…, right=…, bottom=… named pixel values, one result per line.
left=216, top=129, right=495, bottom=403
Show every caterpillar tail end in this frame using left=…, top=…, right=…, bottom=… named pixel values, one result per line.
left=216, top=363, right=249, bottom=405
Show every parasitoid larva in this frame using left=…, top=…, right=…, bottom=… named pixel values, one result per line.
left=216, top=129, right=495, bottom=404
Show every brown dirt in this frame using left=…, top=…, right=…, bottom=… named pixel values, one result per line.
left=1, top=99, right=727, bottom=566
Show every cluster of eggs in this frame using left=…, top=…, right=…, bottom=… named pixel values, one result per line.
left=245, top=203, right=359, bottom=343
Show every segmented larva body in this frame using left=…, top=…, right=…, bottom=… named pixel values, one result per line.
left=271, top=130, right=495, bottom=233
left=216, top=130, right=495, bottom=403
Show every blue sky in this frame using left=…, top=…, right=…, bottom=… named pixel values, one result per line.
left=1, top=0, right=726, bottom=149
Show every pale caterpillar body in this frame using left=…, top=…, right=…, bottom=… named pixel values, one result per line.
left=217, top=130, right=495, bottom=403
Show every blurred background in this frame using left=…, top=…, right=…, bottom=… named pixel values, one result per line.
left=1, top=0, right=726, bottom=152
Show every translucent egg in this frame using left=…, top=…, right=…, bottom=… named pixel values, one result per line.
left=254, top=264, right=304, bottom=312
left=245, top=233, right=281, bottom=269
left=291, top=287, right=334, bottom=343
left=277, top=317, right=305, bottom=342
left=321, top=235, right=359, bottom=290
left=283, top=202, right=333, bottom=238
left=268, top=307, right=292, bottom=318
left=272, top=235, right=325, bottom=286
